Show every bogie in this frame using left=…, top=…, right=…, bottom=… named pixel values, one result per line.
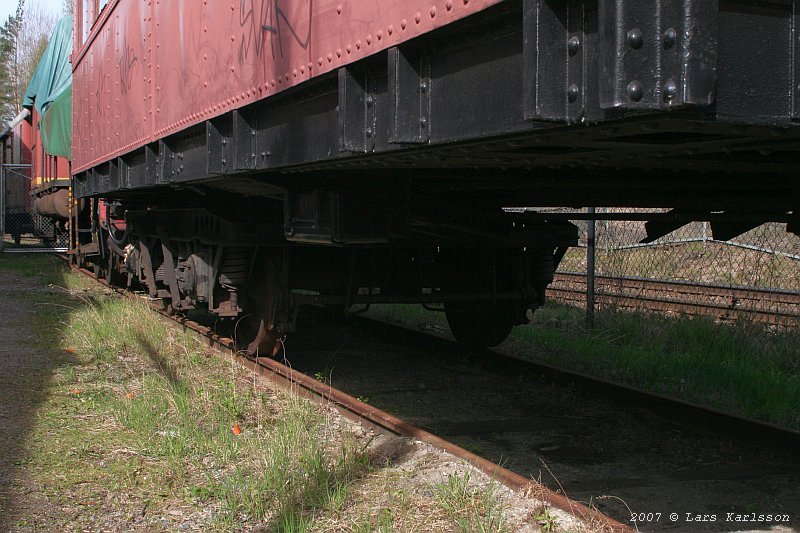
left=82, top=200, right=572, bottom=352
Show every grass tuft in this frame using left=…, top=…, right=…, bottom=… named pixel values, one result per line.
left=433, top=472, right=511, bottom=533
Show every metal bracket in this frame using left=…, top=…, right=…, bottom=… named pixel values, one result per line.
left=524, top=0, right=576, bottom=122
left=388, top=47, right=431, bottom=143
left=338, top=65, right=377, bottom=153
left=116, top=157, right=130, bottom=190
left=233, top=109, right=256, bottom=170
left=145, top=143, right=158, bottom=186
left=206, top=116, right=230, bottom=175
left=158, top=139, right=177, bottom=183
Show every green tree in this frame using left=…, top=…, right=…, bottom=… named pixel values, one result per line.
left=18, top=0, right=58, bottom=105
left=0, top=1, right=25, bottom=122
left=0, top=0, right=58, bottom=124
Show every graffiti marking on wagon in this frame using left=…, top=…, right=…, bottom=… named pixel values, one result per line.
left=118, top=44, right=139, bottom=95
left=238, top=0, right=313, bottom=66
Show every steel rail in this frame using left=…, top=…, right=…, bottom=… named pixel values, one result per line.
left=549, top=272, right=800, bottom=325
left=67, top=261, right=632, bottom=533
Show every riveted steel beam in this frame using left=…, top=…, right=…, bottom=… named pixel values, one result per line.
left=599, top=0, right=718, bottom=110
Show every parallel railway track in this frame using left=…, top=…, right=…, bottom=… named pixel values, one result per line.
left=549, top=272, right=800, bottom=326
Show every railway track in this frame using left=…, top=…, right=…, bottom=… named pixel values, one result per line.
left=549, top=272, right=800, bottom=326
left=68, top=259, right=800, bottom=532
left=68, top=261, right=630, bottom=533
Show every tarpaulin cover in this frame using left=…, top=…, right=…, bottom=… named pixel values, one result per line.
left=23, top=15, right=72, bottom=158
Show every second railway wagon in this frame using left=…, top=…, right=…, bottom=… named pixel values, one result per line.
left=25, top=14, right=73, bottom=237
left=1, top=15, right=72, bottom=247
left=70, top=0, right=799, bottom=354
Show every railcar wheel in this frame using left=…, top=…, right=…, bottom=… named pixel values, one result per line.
left=239, top=315, right=282, bottom=358
left=235, top=252, right=287, bottom=358
left=444, top=302, right=518, bottom=348
left=92, top=260, right=105, bottom=280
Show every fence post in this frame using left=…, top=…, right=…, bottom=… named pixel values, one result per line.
left=586, top=207, right=596, bottom=327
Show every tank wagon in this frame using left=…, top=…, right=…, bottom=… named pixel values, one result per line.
left=69, top=0, right=799, bottom=354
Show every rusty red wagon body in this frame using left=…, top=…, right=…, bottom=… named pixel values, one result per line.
left=71, top=0, right=506, bottom=173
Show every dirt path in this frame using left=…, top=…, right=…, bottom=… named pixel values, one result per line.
left=0, top=266, right=73, bottom=530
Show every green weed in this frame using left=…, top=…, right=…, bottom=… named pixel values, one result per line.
left=519, top=304, right=800, bottom=429
left=535, top=508, right=559, bottom=532
left=433, top=472, right=510, bottom=533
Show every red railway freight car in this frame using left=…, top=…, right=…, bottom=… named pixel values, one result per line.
left=71, top=0, right=799, bottom=354
left=0, top=112, right=32, bottom=169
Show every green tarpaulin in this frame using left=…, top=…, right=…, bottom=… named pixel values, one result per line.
left=23, top=15, right=72, bottom=159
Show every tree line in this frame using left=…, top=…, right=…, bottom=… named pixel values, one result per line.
left=0, top=0, right=62, bottom=123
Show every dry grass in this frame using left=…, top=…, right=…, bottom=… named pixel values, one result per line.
left=560, top=225, right=800, bottom=291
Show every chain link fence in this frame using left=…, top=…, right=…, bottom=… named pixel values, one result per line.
left=1, top=164, right=69, bottom=252
left=541, top=208, right=800, bottom=327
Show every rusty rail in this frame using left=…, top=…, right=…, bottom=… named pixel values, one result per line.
left=549, top=272, right=800, bottom=326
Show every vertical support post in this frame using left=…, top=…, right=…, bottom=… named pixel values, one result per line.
left=586, top=206, right=596, bottom=327
left=0, top=164, right=6, bottom=252
left=69, top=174, right=76, bottom=262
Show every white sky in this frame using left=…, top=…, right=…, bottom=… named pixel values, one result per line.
left=0, top=0, right=67, bottom=27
